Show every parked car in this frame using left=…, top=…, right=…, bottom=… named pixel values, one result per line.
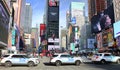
left=50, top=53, right=83, bottom=66
left=91, top=53, right=120, bottom=64
left=0, top=54, right=40, bottom=67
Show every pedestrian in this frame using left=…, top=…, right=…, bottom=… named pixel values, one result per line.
left=70, top=50, right=72, bottom=55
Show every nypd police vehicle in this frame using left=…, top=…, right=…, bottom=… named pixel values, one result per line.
left=91, top=53, right=120, bottom=64
left=0, top=54, right=40, bottom=67
left=50, top=53, right=83, bottom=66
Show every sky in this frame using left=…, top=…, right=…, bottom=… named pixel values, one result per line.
left=26, top=0, right=88, bottom=29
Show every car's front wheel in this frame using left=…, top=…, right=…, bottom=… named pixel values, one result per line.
left=5, top=61, right=12, bottom=67
left=28, top=61, right=34, bottom=67
left=75, top=60, right=81, bottom=66
left=101, top=59, right=106, bottom=64
left=55, top=60, right=61, bottom=66
left=116, top=59, right=120, bottom=64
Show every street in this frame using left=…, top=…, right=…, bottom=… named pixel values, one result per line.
left=0, top=57, right=120, bottom=70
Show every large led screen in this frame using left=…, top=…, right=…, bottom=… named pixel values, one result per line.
left=48, top=0, right=59, bottom=7
left=91, top=4, right=114, bottom=34
left=91, top=14, right=101, bottom=33
left=100, top=4, right=115, bottom=29
left=0, top=2, right=10, bottom=46
left=48, top=7, right=59, bottom=22
left=113, top=21, right=120, bottom=38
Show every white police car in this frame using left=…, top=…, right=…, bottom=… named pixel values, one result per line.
left=50, top=53, right=82, bottom=66
left=0, top=54, right=40, bottom=67
left=91, top=53, right=120, bottom=64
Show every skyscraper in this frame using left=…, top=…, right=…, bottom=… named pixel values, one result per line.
left=45, top=0, right=60, bottom=50
left=46, top=0, right=59, bottom=38
left=69, top=2, right=85, bottom=51
left=24, top=3, right=32, bottom=33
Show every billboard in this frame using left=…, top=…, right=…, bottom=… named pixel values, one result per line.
left=24, top=34, right=31, bottom=44
left=100, top=4, right=115, bottom=29
left=87, top=39, right=95, bottom=49
left=48, top=38, right=60, bottom=50
left=91, top=4, right=114, bottom=34
left=0, top=2, right=10, bottom=46
left=107, top=28, right=113, bottom=46
left=97, top=32, right=102, bottom=48
left=113, top=21, right=120, bottom=38
left=71, top=17, right=76, bottom=24
left=113, top=21, right=120, bottom=47
left=48, top=7, right=59, bottom=22
left=70, top=43, right=75, bottom=53
left=40, top=24, right=46, bottom=36
left=40, top=24, right=46, bottom=42
left=102, top=31, right=108, bottom=47
left=91, top=14, right=101, bottom=33
left=48, top=0, right=59, bottom=7
left=12, top=29, right=16, bottom=46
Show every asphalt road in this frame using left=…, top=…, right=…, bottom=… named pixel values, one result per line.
left=0, top=57, right=120, bottom=70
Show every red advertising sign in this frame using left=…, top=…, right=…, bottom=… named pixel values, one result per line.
left=40, top=24, right=46, bottom=36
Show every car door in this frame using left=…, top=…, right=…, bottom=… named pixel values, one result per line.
left=67, top=55, right=75, bottom=63
left=104, top=54, right=112, bottom=62
left=11, top=55, right=20, bottom=64
left=60, top=55, right=69, bottom=63
left=60, top=55, right=74, bottom=63
left=19, top=55, right=28, bottom=64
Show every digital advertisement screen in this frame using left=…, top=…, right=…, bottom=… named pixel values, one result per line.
left=102, top=31, right=108, bottom=47
left=48, top=0, right=59, bottom=7
left=113, top=21, right=120, bottom=38
left=91, top=4, right=114, bottom=34
left=48, top=7, right=59, bottom=22
left=100, top=4, right=115, bottom=29
left=97, top=32, right=102, bottom=48
left=91, top=14, right=101, bottom=33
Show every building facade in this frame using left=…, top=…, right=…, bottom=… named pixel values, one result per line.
left=45, top=0, right=60, bottom=50
left=89, top=0, right=115, bottom=52
left=31, top=28, right=39, bottom=51
left=88, top=0, right=113, bottom=21
left=0, top=0, right=10, bottom=55
left=69, top=2, right=85, bottom=51
left=60, top=28, right=67, bottom=50
left=113, top=0, right=120, bottom=22
left=12, top=0, right=26, bottom=52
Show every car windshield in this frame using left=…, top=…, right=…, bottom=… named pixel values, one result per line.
left=94, top=54, right=102, bottom=56
left=23, top=55, right=30, bottom=58
left=2, top=55, right=9, bottom=57
left=53, top=55, right=58, bottom=57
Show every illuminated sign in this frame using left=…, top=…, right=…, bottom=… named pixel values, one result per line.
left=49, top=0, right=59, bottom=7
